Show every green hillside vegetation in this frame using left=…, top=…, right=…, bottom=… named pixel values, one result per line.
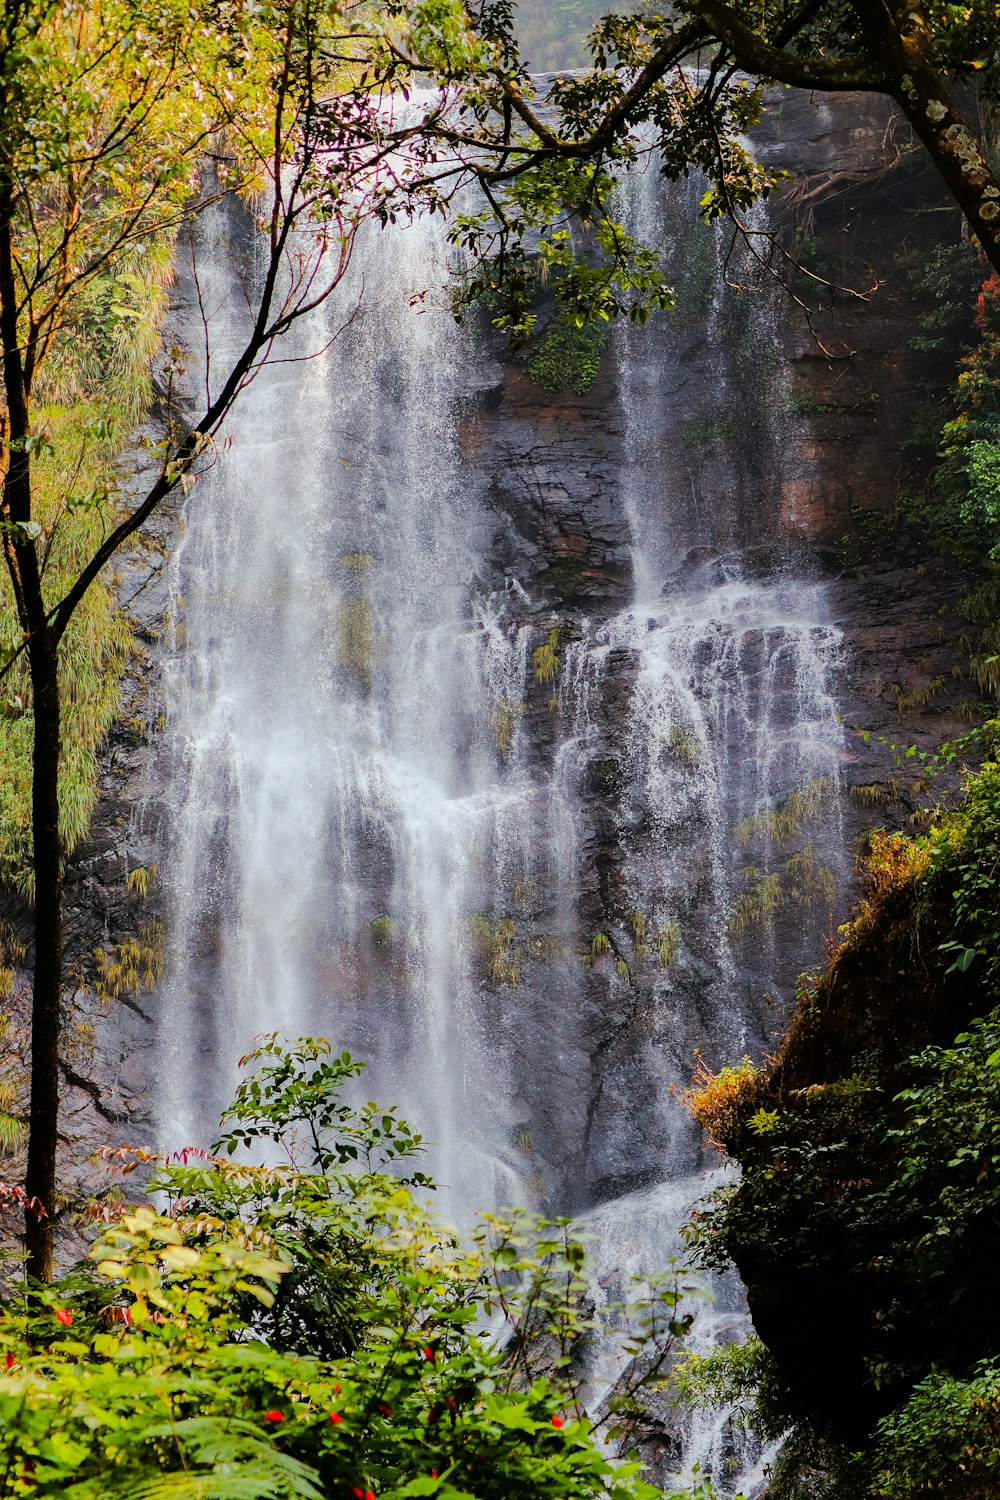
left=0, top=241, right=173, bottom=892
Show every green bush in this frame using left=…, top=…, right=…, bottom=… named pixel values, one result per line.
left=903, top=273, right=1000, bottom=561
left=527, top=317, right=609, bottom=395
left=0, top=1037, right=708, bottom=1500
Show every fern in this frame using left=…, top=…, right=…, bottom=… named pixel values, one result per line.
left=130, top=1419, right=325, bottom=1500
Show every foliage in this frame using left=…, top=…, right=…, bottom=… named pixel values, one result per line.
left=526, top=316, right=609, bottom=395
left=667, top=726, right=701, bottom=769
left=836, top=505, right=893, bottom=571
left=657, top=921, right=680, bottom=969
left=92, top=925, right=164, bottom=1002
left=728, top=871, right=783, bottom=938
left=0, top=1037, right=704, bottom=1500
left=0, top=241, right=173, bottom=883
left=674, top=1335, right=790, bottom=1448
left=784, top=846, right=836, bottom=917
left=532, top=629, right=561, bottom=687
left=895, top=239, right=983, bottom=359
left=871, top=1361, right=1000, bottom=1499
left=369, top=916, right=396, bottom=950
left=628, top=911, right=647, bottom=961
left=729, top=843, right=839, bottom=941
left=338, top=596, right=383, bottom=690
left=679, top=1055, right=762, bottom=1155
left=930, top=275, right=1000, bottom=554
left=469, top=913, right=522, bottom=986
left=488, top=696, right=518, bottom=761
left=734, top=778, right=832, bottom=849
left=680, top=757, right=1000, bottom=1491
left=903, top=273, right=1000, bottom=561
left=925, top=759, right=1000, bottom=983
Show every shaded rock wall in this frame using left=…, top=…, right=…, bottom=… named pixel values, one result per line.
left=756, top=90, right=973, bottom=539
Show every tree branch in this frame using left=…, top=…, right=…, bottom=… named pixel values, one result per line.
left=684, top=0, right=888, bottom=90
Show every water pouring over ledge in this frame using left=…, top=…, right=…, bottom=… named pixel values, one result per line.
left=154, top=158, right=847, bottom=1493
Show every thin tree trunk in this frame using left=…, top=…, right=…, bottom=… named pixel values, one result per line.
left=0, top=177, right=61, bottom=1282
left=23, top=628, right=61, bottom=1283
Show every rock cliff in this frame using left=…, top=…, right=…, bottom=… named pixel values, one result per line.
left=5, top=87, right=986, bottom=1273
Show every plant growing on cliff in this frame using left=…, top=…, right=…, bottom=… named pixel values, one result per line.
left=526, top=315, right=609, bottom=395
left=489, top=694, right=519, bottom=761
left=532, top=628, right=561, bottom=686
left=734, top=778, right=832, bottom=850
left=679, top=760, right=1000, bottom=1495
left=657, top=921, right=680, bottom=968
left=907, top=274, right=1000, bottom=563
left=338, top=594, right=384, bottom=690
left=470, top=912, right=523, bottom=986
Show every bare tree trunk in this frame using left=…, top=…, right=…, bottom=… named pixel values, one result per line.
left=23, top=628, right=61, bottom=1283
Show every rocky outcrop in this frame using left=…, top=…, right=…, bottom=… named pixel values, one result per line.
left=757, top=89, right=973, bottom=540
left=435, top=90, right=985, bottom=1216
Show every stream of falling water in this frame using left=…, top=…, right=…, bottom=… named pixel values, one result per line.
left=160, top=201, right=534, bottom=1215
left=157, top=162, right=846, bottom=1496
left=536, top=162, right=846, bottom=1492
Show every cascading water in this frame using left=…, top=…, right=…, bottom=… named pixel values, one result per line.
left=157, top=154, right=848, bottom=1496
left=523, top=161, right=848, bottom=1491
left=160, top=202, right=538, bottom=1215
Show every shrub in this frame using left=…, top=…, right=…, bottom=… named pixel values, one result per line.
left=0, top=1037, right=705, bottom=1500
left=680, top=1054, right=763, bottom=1154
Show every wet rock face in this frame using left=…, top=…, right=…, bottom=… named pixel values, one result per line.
left=755, top=90, right=970, bottom=541
left=477, top=365, right=634, bottom=615
left=52, top=87, right=984, bottom=1255
left=440, top=90, right=984, bottom=1214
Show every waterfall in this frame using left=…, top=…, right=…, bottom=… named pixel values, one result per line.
left=156, top=157, right=848, bottom=1496
left=159, top=202, right=536, bottom=1214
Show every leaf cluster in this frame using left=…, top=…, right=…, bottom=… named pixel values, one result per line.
left=0, top=1037, right=705, bottom=1499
